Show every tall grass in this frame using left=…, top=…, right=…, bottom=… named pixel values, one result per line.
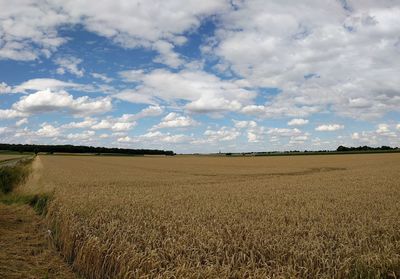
left=0, top=157, right=34, bottom=194
left=0, top=156, right=52, bottom=215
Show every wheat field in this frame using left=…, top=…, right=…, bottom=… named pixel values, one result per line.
left=0, top=154, right=25, bottom=162
left=17, top=154, right=400, bottom=278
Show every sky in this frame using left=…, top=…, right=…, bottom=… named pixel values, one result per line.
left=0, top=0, right=399, bottom=153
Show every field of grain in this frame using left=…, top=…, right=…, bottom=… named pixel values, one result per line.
left=17, top=154, right=400, bottom=278
left=0, top=154, right=25, bottom=163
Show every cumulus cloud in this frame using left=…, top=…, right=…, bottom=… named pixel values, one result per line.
left=0, top=0, right=67, bottom=60
left=62, top=118, right=97, bottom=129
left=55, top=56, right=84, bottom=77
left=153, top=41, right=184, bottom=68
left=92, top=119, right=135, bottom=132
left=151, top=112, right=197, bottom=130
left=117, top=69, right=256, bottom=113
left=12, top=89, right=112, bottom=116
left=13, top=78, right=80, bottom=93
left=351, top=132, right=360, bottom=140
left=36, top=123, right=60, bottom=138
left=288, top=135, right=309, bottom=145
left=0, top=82, right=12, bottom=94
left=0, top=109, right=28, bottom=119
left=91, top=73, right=113, bottom=83
left=0, top=0, right=228, bottom=64
left=349, top=125, right=399, bottom=146
left=288, top=118, right=309, bottom=126
left=375, top=123, right=397, bottom=137
left=202, top=127, right=240, bottom=142
left=266, top=127, right=309, bottom=146
left=135, top=105, right=164, bottom=119
left=72, top=105, right=163, bottom=132
left=118, top=131, right=191, bottom=144
left=233, top=120, right=257, bottom=129
left=210, top=1, right=400, bottom=119
left=241, top=104, right=320, bottom=118
left=267, top=128, right=302, bottom=137
left=66, top=130, right=96, bottom=141
left=315, top=124, right=344, bottom=132
left=233, top=120, right=264, bottom=142
left=376, top=123, right=390, bottom=134
left=16, top=118, right=28, bottom=127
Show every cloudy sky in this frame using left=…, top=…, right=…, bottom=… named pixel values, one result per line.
left=1, top=0, right=399, bottom=153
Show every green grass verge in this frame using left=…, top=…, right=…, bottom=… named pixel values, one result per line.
left=0, top=157, right=34, bottom=194
left=0, top=156, right=50, bottom=215
left=0, top=193, right=51, bottom=215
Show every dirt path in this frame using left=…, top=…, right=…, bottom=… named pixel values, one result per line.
left=0, top=203, right=78, bottom=279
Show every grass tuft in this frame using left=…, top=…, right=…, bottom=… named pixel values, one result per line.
left=0, top=157, right=34, bottom=194
left=0, top=193, right=52, bottom=215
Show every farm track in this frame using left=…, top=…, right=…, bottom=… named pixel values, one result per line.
left=0, top=203, right=78, bottom=279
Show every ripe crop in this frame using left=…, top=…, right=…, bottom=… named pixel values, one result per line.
left=18, top=154, right=400, bottom=278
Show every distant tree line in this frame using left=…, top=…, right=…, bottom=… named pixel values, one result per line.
left=0, top=143, right=175, bottom=156
left=337, top=145, right=399, bottom=152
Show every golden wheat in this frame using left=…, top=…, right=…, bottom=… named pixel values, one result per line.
left=18, top=154, right=400, bottom=278
left=0, top=154, right=25, bottom=162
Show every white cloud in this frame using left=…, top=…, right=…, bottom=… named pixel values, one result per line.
left=0, top=82, right=12, bottom=94
left=153, top=41, right=184, bottom=68
left=13, top=78, right=80, bottom=93
left=118, top=69, right=256, bottom=113
left=376, top=123, right=390, bottom=134
left=114, top=90, right=158, bottom=106
left=59, top=0, right=228, bottom=48
left=233, top=120, right=257, bottom=129
left=288, top=118, right=309, bottom=126
left=289, top=135, right=309, bottom=145
left=111, top=122, right=136, bottom=132
left=397, top=124, right=400, bottom=130
left=12, top=89, right=112, bottom=116
left=118, top=131, right=190, bottom=144
left=92, top=119, right=135, bottom=132
left=375, top=123, right=396, bottom=137
left=349, top=127, right=399, bottom=146
left=0, top=1, right=228, bottom=64
left=0, top=1, right=67, bottom=60
left=351, top=132, right=360, bottom=140
left=210, top=1, right=400, bottom=119
left=91, top=73, right=113, bottom=83
left=315, top=124, right=344, bottom=132
left=62, top=118, right=97, bottom=129
left=16, top=118, right=28, bottom=127
left=233, top=120, right=263, bottom=142
left=66, top=130, right=95, bottom=141
left=135, top=106, right=163, bottom=119
left=90, top=105, right=162, bottom=132
left=202, top=127, right=240, bottom=142
left=267, top=128, right=302, bottom=137
left=0, top=109, right=28, bottom=119
left=241, top=104, right=320, bottom=118
left=267, top=127, right=309, bottom=146
left=55, top=56, right=84, bottom=77
left=151, top=112, right=197, bottom=130
left=36, top=123, right=60, bottom=138
left=119, top=70, right=145, bottom=82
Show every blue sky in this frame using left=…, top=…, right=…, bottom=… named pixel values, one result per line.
left=0, top=0, right=399, bottom=153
